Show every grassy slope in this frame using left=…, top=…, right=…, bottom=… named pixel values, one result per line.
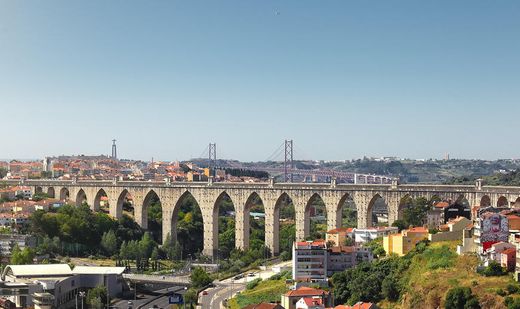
left=380, top=241, right=515, bottom=309
left=228, top=278, right=289, bottom=309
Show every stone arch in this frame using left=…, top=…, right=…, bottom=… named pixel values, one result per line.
left=514, top=197, right=520, bottom=208
left=93, top=188, right=108, bottom=212
left=35, top=186, right=43, bottom=195
left=47, top=187, right=55, bottom=198
left=167, top=190, right=204, bottom=258
left=59, top=187, right=70, bottom=201
left=141, top=189, right=161, bottom=240
left=115, top=189, right=133, bottom=218
left=336, top=193, right=357, bottom=230
left=241, top=192, right=266, bottom=251
left=75, top=189, right=87, bottom=207
left=213, top=191, right=236, bottom=258
left=304, top=193, right=327, bottom=240
left=480, top=195, right=491, bottom=207
left=367, top=193, right=388, bottom=227
left=272, top=192, right=295, bottom=256
left=497, top=196, right=509, bottom=207
left=397, top=194, right=413, bottom=220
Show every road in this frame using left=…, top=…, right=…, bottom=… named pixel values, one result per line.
left=112, top=286, right=186, bottom=309
left=199, top=261, right=291, bottom=309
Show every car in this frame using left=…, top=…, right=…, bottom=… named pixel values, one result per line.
left=248, top=273, right=255, bottom=277
left=233, top=275, right=244, bottom=280
left=202, top=291, right=208, bottom=296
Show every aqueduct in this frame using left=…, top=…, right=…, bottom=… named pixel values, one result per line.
left=8, top=178, right=520, bottom=257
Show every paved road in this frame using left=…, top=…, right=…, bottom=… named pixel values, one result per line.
left=112, top=286, right=186, bottom=309
left=199, top=261, right=291, bottom=309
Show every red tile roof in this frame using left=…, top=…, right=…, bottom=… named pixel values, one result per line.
left=243, top=303, right=283, bottom=309
left=334, top=302, right=375, bottom=309
left=302, top=297, right=323, bottom=306
left=435, top=201, right=450, bottom=208
left=327, top=227, right=353, bottom=234
left=285, top=286, right=329, bottom=297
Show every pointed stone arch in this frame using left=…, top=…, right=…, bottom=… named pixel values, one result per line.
left=237, top=191, right=266, bottom=251
left=397, top=194, right=413, bottom=220
left=47, top=187, right=55, bottom=198
left=59, top=187, right=70, bottom=201
left=304, top=193, right=327, bottom=240
left=270, top=192, right=295, bottom=256
left=93, top=188, right=108, bottom=212
left=115, top=189, right=132, bottom=219
left=75, top=189, right=87, bottom=207
left=211, top=191, right=236, bottom=257
left=138, top=189, right=161, bottom=230
left=336, top=193, right=357, bottom=230
left=497, top=196, right=509, bottom=207
left=480, top=195, right=491, bottom=207
left=367, top=193, right=387, bottom=227
left=164, top=190, right=204, bottom=258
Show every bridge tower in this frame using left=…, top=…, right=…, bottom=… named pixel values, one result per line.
left=111, top=139, right=117, bottom=160
left=284, top=139, right=293, bottom=182
left=208, top=143, right=217, bottom=175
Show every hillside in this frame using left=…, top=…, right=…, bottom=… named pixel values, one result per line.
left=329, top=240, right=520, bottom=309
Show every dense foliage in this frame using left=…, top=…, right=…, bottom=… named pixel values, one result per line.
left=444, top=287, right=480, bottom=309
left=331, top=241, right=455, bottom=305
left=30, top=204, right=144, bottom=256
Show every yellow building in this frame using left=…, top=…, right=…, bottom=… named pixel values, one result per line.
left=383, top=227, right=428, bottom=256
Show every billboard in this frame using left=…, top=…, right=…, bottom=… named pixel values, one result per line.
left=480, top=212, right=509, bottom=244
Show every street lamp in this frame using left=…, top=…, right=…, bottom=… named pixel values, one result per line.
left=183, top=287, right=188, bottom=309
left=76, top=291, right=85, bottom=309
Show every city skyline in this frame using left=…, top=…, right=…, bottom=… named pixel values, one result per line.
left=1, top=1, right=519, bottom=161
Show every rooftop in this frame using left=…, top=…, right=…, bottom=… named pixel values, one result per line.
left=285, top=286, right=329, bottom=297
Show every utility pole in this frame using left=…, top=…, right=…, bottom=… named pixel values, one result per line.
left=284, top=140, right=293, bottom=182
left=208, top=143, right=217, bottom=176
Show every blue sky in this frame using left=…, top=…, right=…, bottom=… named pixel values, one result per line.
left=1, top=1, right=519, bottom=161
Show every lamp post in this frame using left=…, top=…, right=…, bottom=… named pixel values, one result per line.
left=183, top=286, right=188, bottom=309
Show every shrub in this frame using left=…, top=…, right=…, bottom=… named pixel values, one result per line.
left=507, top=284, right=520, bottom=295
left=445, top=287, right=480, bottom=309
left=246, top=278, right=262, bottom=290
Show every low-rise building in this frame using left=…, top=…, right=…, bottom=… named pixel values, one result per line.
left=292, top=241, right=327, bottom=282
left=0, top=264, right=126, bottom=308
left=429, top=217, right=472, bottom=242
left=325, top=228, right=353, bottom=246
left=353, top=227, right=398, bottom=244
left=293, top=240, right=373, bottom=281
left=296, top=296, right=324, bottom=309
left=383, top=227, right=428, bottom=256
left=327, top=246, right=373, bottom=276
left=281, top=287, right=332, bottom=309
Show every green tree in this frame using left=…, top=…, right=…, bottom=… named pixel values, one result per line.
left=391, top=219, right=407, bottom=232
left=101, top=230, right=118, bottom=256
left=190, top=267, right=212, bottom=288
left=86, top=286, right=107, bottom=309
left=444, top=287, right=480, bottom=309
left=184, top=288, right=198, bottom=306
left=382, top=273, right=400, bottom=301
left=10, top=245, right=35, bottom=265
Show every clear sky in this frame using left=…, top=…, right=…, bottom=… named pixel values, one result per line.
left=1, top=1, right=519, bottom=162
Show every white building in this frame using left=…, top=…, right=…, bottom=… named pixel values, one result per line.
left=353, top=227, right=399, bottom=243
left=293, top=241, right=373, bottom=281
left=1, top=264, right=126, bottom=308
